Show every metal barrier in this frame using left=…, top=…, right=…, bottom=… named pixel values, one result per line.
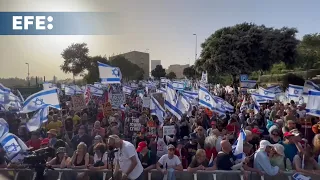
left=0, top=168, right=318, bottom=180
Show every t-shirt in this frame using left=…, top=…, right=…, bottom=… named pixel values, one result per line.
left=46, top=120, right=62, bottom=131
left=139, top=150, right=157, bottom=169
left=216, top=152, right=235, bottom=170
left=158, top=154, right=181, bottom=169
left=280, top=141, right=298, bottom=162
left=26, top=139, right=41, bottom=150
left=114, top=141, right=143, bottom=180
left=189, top=156, right=209, bottom=168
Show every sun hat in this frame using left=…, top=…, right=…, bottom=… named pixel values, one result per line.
left=273, top=144, right=285, bottom=156
left=259, top=140, right=274, bottom=150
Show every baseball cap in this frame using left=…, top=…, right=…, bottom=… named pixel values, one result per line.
left=136, top=142, right=147, bottom=153
left=259, top=140, right=274, bottom=149
left=167, top=144, right=175, bottom=150
left=284, top=131, right=300, bottom=137
left=251, top=128, right=263, bottom=135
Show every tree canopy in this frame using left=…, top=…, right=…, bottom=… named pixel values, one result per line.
left=60, top=43, right=145, bottom=84
left=151, top=65, right=166, bottom=80
left=195, top=23, right=299, bottom=82
left=166, top=72, right=177, bottom=80
left=295, top=33, right=320, bottom=70
left=183, top=65, right=199, bottom=79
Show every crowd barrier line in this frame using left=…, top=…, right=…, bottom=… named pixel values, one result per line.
left=0, top=168, right=303, bottom=180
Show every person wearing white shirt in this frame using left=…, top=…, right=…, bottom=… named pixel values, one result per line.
left=108, top=135, right=143, bottom=180
left=156, top=144, right=183, bottom=175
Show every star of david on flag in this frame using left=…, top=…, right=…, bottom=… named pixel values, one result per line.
left=33, top=98, right=45, bottom=106
left=112, top=68, right=120, bottom=77
left=294, top=90, right=299, bottom=94
left=0, top=133, right=27, bottom=160
left=205, top=95, right=210, bottom=101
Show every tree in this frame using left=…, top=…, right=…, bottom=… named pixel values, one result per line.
left=183, top=65, right=200, bottom=79
left=166, top=72, right=177, bottom=80
left=60, top=43, right=90, bottom=76
left=295, top=33, right=320, bottom=71
left=151, top=65, right=166, bottom=80
left=195, top=23, right=299, bottom=86
left=109, top=55, right=144, bottom=80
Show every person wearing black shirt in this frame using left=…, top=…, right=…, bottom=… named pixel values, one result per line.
left=136, top=141, right=156, bottom=171
left=184, top=133, right=198, bottom=165
left=216, top=140, right=235, bottom=170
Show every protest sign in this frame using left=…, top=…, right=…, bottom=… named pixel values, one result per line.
left=163, top=125, right=175, bottom=136
left=109, top=93, right=125, bottom=108
left=129, top=118, right=142, bottom=132
left=142, top=96, right=150, bottom=108
left=147, top=120, right=157, bottom=137
left=71, top=95, right=86, bottom=111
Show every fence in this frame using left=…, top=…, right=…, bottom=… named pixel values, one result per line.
left=0, top=168, right=319, bottom=180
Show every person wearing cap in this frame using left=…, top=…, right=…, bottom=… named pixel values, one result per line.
left=156, top=144, right=183, bottom=175
left=184, top=133, right=199, bottom=165
left=46, top=147, right=68, bottom=168
left=46, top=114, right=63, bottom=135
left=269, top=144, right=292, bottom=171
left=296, top=104, right=306, bottom=119
left=249, top=128, right=262, bottom=151
left=108, top=135, right=143, bottom=180
left=136, top=141, right=156, bottom=171
left=175, top=139, right=188, bottom=169
left=280, top=131, right=304, bottom=162
left=254, top=140, right=281, bottom=176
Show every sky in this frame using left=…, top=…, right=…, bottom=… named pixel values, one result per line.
left=0, top=0, right=319, bottom=79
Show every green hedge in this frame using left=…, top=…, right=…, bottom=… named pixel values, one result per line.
left=258, top=69, right=320, bottom=83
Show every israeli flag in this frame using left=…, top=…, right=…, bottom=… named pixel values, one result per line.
left=165, top=83, right=182, bottom=119
left=213, top=96, right=234, bottom=112
left=240, top=97, right=247, bottom=112
left=240, top=80, right=256, bottom=88
left=266, top=85, right=282, bottom=93
left=22, top=88, right=61, bottom=113
left=0, top=133, right=28, bottom=162
left=288, top=84, right=304, bottom=97
left=64, top=85, right=83, bottom=96
left=160, top=78, right=169, bottom=85
left=200, top=71, right=208, bottom=84
left=156, top=88, right=166, bottom=94
left=94, top=82, right=103, bottom=89
left=26, top=106, right=49, bottom=132
left=0, top=118, right=9, bottom=138
left=150, top=96, right=165, bottom=124
left=5, top=92, right=21, bottom=103
left=306, top=90, right=320, bottom=117
left=251, top=93, right=269, bottom=103
left=258, top=87, right=276, bottom=100
left=98, top=61, right=122, bottom=84
left=0, top=83, right=10, bottom=93
left=87, top=84, right=103, bottom=96
left=123, top=85, right=133, bottom=95
left=175, top=93, right=192, bottom=119
left=303, top=80, right=320, bottom=94
left=172, top=81, right=185, bottom=90
left=251, top=95, right=260, bottom=114
left=182, top=90, right=198, bottom=100
left=198, top=85, right=218, bottom=110
left=232, top=129, right=246, bottom=163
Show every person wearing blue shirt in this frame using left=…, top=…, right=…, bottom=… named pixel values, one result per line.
left=280, top=131, right=303, bottom=163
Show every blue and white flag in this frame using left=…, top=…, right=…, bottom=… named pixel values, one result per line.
left=0, top=83, right=10, bottom=93
left=64, top=85, right=83, bottom=96
left=164, top=83, right=182, bottom=119
left=200, top=71, right=208, bottom=84
left=16, top=90, right=24, bottom=102
left=94, top=82, right=103, bottom=89
left=175, top=93, right=192, bottom=119
left=288, top=84, right=304, bottom=97
left=213, top=96, right=234, bottom=112
left=160, top=78, right=169, bottom=85
left=266, top=85, right=282, bottom=93
left=172, top=81, right=184, bottom=90
left=0, top=118, right=9, bottom=138
left=0, top=133, right=28, bottom=162
left=303, top=80, right=320, bottom=95
left=198, top=85, right=218, bottom=110
left=26, top=106, right=49, bottom=132
left=251, top=93, right=269, bottom=103
left=98, top=61, right=122, bottom=84
left=240, top=80, right=256, bottom=88
left=150, top=96, right=165, bottom=124
left=156, top=88, right=166, bottom=94
left=258, top=87, right=276, bottom=100
left=87, top=84, right=103, bottom=96
left=306, top=90, right=320, bottom=117
left=22, top=88, right=61, bottom=113
left=123, top=85, right=133, bottom=95
left=240, top=97, right=247, bottom=112
left=182, top=90, right=198, bottom=100
left=232, top=129, right=246, bottom=163
left=251, top=95, right=260, bottom=114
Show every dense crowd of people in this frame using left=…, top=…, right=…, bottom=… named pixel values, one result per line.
left=1, top=87, right=320, bottom=180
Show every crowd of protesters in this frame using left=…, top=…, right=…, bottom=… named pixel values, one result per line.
left=1, top=87, right=320, bottom=180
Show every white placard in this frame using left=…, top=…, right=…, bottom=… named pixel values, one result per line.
left=109, top=93, right=125, bottom=108
left=142, top=96, right=150, bottom=108
left=129, top=118, right=141, bottom=132
left=163, top=125, right=175, bottom=136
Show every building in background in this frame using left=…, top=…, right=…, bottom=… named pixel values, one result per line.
left=151, top=60, right=161, bottom=71
left=166, top=64, right=189, bottom=79
left=113, top=51, right=150, bottom=79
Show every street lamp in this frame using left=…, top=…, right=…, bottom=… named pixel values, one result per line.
left=25, top=63, right=30, bottom=86
left=193, top=33, right=197, bottom=63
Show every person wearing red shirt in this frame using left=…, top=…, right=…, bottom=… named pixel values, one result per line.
left=26, top=132, right=41, bottom=150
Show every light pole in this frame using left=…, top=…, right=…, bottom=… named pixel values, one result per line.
left=193, top=33, right=197, bottom=63
left=25, top=63, right=30, bottom=86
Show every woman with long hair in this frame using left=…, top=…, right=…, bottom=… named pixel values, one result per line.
left=69, top=142, right=90, bottom=180
left=293, top=146, right=320, bottom=176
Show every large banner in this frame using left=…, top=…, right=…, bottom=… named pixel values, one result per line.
left=109, top=93, right=125, bottom=108
left=71, top=95, right=86, bottom=111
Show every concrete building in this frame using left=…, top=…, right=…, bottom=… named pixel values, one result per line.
left=151, top=60, right=161, bottom=71
left=167, top=64, right=189, bottom=79
left=113, top=51, right=150, bottom=79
